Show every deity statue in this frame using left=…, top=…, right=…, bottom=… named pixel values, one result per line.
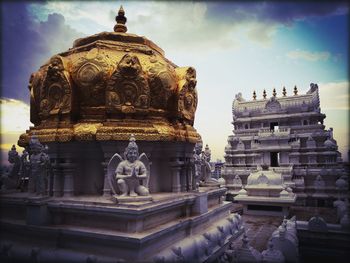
left=107, top=135, right=150, bottom=198
left=192, top=139, right=203, bottom=191
left=19, top=149, right=30, bottom=191
left=0, top=145, right=21, bottom=190
left=200, top=145, right=219, bottom=185
left=28, top=135, right=51, bottom=195
left=314, top=175, right=325, bottom=191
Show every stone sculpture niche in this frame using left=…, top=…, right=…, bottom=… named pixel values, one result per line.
left=107, top=134, right=152, bottom=203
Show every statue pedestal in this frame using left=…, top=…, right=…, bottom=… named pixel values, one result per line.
left=26, top=195, right=50, bottom=226
left=112, top=195, right=153, bottom=203
left=200, top=181, right=220, bottom=187
left=0, top=187, right=243, bottom=262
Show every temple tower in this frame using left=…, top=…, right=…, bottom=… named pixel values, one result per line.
left=223, top=84, right=348, bottom=207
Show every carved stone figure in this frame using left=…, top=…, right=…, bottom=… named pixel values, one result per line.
left=314, top=175, right=325, bottom=191
left=19, top=149, right=30, bottom=191
left=333, top=198, right=348, bottom=223
left=108, top=135, right=150, bottom=198
left=200, top=145, right=219, bottom=185
left=192, top=139, right=203, bottom=191
left=233, top=175, right=242, bottom=186
left=28, top=135, right=51, bottom=195
left=0, top=145, right=21, bottom=190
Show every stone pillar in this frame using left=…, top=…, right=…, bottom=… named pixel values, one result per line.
left=186, top=158, right=193, bottom=191
left=102, top=160, right=111, bottom=197
left=52, top=160, right=62, bottom=197
left=62, top=159, right=75, bottom=197
left=170, top=159, right=182, bottom=193
left=180, top=164, right=187, bottom=192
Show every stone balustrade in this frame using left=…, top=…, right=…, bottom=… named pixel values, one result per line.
left=258, top=128, right=291, bottom=137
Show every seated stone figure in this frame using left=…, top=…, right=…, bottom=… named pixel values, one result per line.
left=200, top=144, right=219, bottom=185
left=108, top=135, right=150, bottom=197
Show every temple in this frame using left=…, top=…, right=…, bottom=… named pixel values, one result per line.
left=223, top=84, right=347, bottom=208
left=0, top=7, right=243, bottom=262
left=1, top=5, right=349, bottom=263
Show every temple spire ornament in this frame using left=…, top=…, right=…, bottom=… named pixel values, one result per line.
left=282, top=86, right=287, bottom=97
left=294, top=85, right=298, bottom=95
left=272, top=88, right=277, bottom=97
left=253, top=90, right=256, bottom=100
left=263, top=89, right=267, bottom=99
left=114, top=5, right=127, bottom=33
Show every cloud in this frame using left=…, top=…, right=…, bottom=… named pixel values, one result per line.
left=1, top=2, right=84, bottom=102
left=286, top=49, right=331, bottom=61
left=25, top=1, right=349, bottom=53
left=318, top=81, right=349, bottom=110
left=0, top=98, right=31, bottom=165
left=208, top=2, right=349, bottom=25
left=1, top=98, right=31, bottom=134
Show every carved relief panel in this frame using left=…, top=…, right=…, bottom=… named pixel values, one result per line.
left=40, top=55, right=72, bottom=121
left=265, top=97, right=282, bottom=113
left=106, top=54, right=150, bottom=114
left=176, top=67, right=198, bottom=125
left=148, top=56, right=177, bottom=110
left=71, top=48, right=111, bottom=107
left=28, top=71, right=44, bottom=125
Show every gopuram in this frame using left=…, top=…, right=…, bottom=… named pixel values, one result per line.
left=0, top=7, right=244, bottom=263
left=223, top=84, right=349, bottom=208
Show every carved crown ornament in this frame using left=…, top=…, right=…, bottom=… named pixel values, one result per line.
left=19, top=7, right=200, bottom=146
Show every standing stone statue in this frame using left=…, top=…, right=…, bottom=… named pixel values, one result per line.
left=28, top=135, right=51, bottom=195
left=192, top=139, right=203, bottom=191
left=200, top=144, right=219, bottom=186
left=19, top=149, right=30, bottom=191
left=0, top=145, right=21, bottom=190
left=107, top=135, right=150, bottom=200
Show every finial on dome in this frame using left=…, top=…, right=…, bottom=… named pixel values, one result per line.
left=253, top=90, right=256, bottom=100
left=282, top=86, right=287, bottom=97
left=263, top=89, right=267, bottom=99
left=114, top=5, right=127, bottom=33
left=293, top=85, right=298, bottom=95
left=272, top=88, right=277, bottom=97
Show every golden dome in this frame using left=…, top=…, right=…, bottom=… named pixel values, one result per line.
left=19, top=7, right=200, bottom=146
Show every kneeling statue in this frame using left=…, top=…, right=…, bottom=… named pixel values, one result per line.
left=108, top=135, right=150, bottom=198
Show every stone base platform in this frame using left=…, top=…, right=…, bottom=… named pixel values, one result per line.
left=112, top=194, right=153, bottom=203
left=0, top=187, right=244, bottom=262
left=234, top=195, right=297, bottom=217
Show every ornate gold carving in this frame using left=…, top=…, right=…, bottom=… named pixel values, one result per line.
left=41, top=55, right=72, bottom=120
left=21, top=27, right=202, bottom=145
left=106, top=53, right=150, bottom=114
left=28, top=71, right=44, bottom=125
left=74, top=123, right=102, bottom=141
left=71, top=48, right=111, bottom=107
left=148, top=62, right=177, bottom=110
left=176, top=67, right=198, bottom=125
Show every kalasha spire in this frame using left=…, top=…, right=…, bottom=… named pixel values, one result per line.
left=114, top=5, right=127, bottom=33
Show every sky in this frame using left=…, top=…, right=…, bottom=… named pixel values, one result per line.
left=1, top=1, right=349, bottom=164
